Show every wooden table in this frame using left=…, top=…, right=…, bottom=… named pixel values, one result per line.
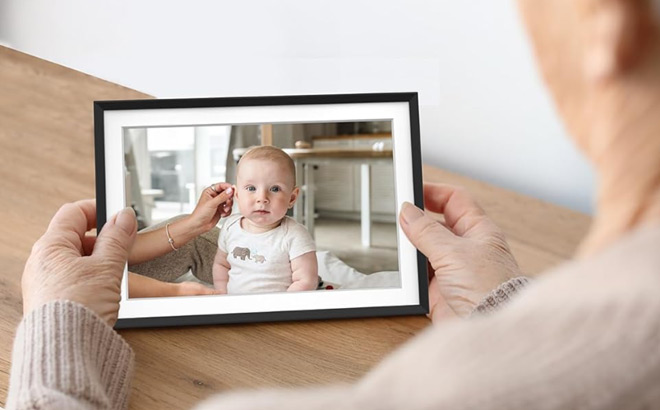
left=0, top=46, right=591, bottom=409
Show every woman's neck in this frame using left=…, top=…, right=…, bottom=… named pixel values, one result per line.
left=578, top=96, right=660, bottom=256
left=571, top=23, right=660, bottom=257
left=580, top=157, right=660, bottom=256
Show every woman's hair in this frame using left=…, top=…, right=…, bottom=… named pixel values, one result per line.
left=237, top=145, right=296, bottom=186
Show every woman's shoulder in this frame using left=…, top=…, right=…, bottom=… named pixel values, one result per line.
left=518, top=223, right=660, bottom=313
left=563, top=223, right=660, bottom=281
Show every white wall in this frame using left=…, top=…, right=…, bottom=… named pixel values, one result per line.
left=0, top=0, right=596, bottom=214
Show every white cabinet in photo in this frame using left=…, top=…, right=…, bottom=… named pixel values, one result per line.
left=313, top=136, right=395, bottom=222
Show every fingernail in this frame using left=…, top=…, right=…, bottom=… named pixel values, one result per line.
left=116, top=207, right=136, bottom=235
left=225, top=187, right=233, bottom=195
left=401, top=202, right=424, bottom=224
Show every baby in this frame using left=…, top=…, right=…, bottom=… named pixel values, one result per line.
left=212, top=146, right=318, bottom=294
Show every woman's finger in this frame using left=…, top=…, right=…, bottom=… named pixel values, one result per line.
left=82, top=235, right=97, bottom=256
left=399, top=202, right=453, bottom=259
left=220, top=205, right=232, bottom=218
left=208, top=186, right=234, bottom=207
left=200, top=182, right=232, bottom=200
left=47, top=199, right=97, bottom=237
left=93, top=207, right=137, bottom=268
left=213, top=182, right=233, bottom=192
left=423, top=183, right=487, bottom=237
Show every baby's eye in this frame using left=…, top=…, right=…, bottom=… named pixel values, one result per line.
left=270, top=186, right=281, bottom=193
left=245, top=185, right=256, bottom=192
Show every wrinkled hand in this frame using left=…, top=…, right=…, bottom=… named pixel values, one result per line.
left=22, top=200, right=137, bottom=326
left=191, top=182, right=234, bottom=232
left=174, top=281, right=219, bottom=296
left=400, top=183, right=521, bottom=321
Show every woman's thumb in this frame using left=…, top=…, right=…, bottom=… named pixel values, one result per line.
left=399, top=202, right=452, bottom=258
left=93, top=207, right=137, bottom=264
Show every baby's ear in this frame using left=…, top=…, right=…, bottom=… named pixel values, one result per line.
left=289, top=187, right=300, bottom=208
left=231, top=184, right=238, bottom=198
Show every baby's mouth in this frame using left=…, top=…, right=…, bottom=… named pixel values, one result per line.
left=254, top=210, right=270, bottom=214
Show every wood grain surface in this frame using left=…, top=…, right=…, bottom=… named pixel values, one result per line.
left=0, top=46, right=591, bottom=409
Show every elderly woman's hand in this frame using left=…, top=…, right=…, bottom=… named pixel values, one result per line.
left=400, top=183, right=521, bottom=321
left=22, top=200, right=136, bottom=326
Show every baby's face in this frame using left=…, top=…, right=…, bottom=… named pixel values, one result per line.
left=234, top=158, right=298, bottom=229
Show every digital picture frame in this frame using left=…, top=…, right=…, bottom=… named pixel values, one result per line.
left=94, top=93, right=427, bottom=329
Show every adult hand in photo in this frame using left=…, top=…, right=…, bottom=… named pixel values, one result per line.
left=127, top=272, right=220, bottom=298
left=190, top=182, right=234, bottom=232
left=174, top=281, right=219, bottom=297
left=128, top=182, right=234, bottom=266
left=399, top=183, right=521, bottom=321
left=22, top=200, right=137, bottom=326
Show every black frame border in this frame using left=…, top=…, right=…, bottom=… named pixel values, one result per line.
left=94, top=92, right=428, bottom=329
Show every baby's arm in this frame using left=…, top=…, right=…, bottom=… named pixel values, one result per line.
left=212, top=249, right=230, bottom=294
left=287, top=251, right=318, bottom=292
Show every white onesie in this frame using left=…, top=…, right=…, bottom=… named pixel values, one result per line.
left=218, top=214, right=316, bottom=294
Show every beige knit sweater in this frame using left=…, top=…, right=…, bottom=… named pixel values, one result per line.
left=7, top=224, right=660, bottom=410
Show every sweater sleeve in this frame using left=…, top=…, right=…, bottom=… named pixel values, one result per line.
left=472, top=276, right=531, bottom=316
left=6, top=300, right=134, bottom=410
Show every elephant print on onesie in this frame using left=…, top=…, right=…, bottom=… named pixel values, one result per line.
left=232, top=247, right=252, bottom=261
left=231, top=246, right=266, bottom=264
